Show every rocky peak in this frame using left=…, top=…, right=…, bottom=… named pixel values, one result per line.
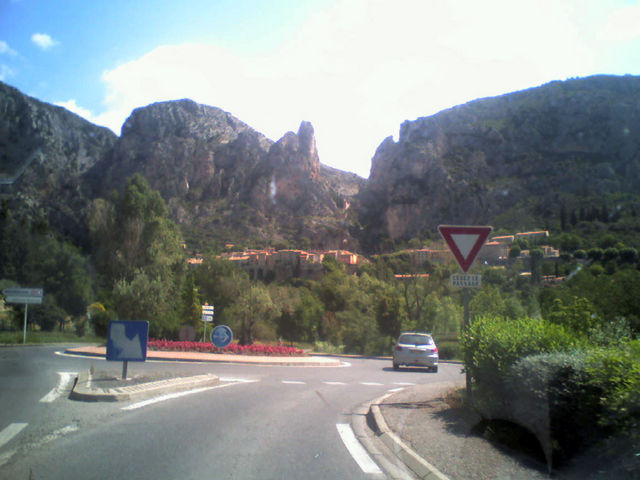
left=120, top=99, right=269, bottom=148
left=268, top=121, right=320, bottom=178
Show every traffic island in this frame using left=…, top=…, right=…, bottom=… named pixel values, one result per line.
left=70, top=370, right=220, bottom=402
left=64, top=345, right=343, bottom=366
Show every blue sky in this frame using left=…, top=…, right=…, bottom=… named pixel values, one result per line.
left=1, top=0, right=639, bottom=178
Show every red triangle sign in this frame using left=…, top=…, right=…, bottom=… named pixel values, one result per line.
left=438, top=225, right=493, bottom=273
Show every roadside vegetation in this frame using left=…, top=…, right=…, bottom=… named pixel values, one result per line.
left=1, top=175, right=639, bottom=471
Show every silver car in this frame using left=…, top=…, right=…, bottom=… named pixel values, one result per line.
left=392, top=332, right=439, bottom=372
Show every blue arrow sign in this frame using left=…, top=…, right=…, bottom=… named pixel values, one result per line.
left=106, top=321, right=149, bottom=362
left=211, top=325, right=233, bottom=348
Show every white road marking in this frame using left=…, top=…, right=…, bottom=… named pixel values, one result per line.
left=281, top=380, right=306, bottom=384
left=40, top=371, right=77, bottom=403
left=218, top=377, right=256, bottom=383
left=387, top=387, right=405, bottom=393
left=0, top=448, right=16, bottom=468
left=323, top=381, right=347, bottom=385
left=32, top=425, right=79, bottom=449
left=336, top=423, right=383, bottom=475
left=0, top=424, right=78, bottom=468
left=360, top=382, right=384, bottom=386
left=392, top=382, right=417, bottom=386
left=121, top=380, right=258, bottom=411
left=0, top=423, right=27, bottom=450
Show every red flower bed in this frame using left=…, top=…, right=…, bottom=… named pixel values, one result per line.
left=147, top=339, right=305, bottom=356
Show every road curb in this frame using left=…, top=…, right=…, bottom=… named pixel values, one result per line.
left=70, top=371, right=220, bottom=402
left=363, top=391, right=451, bottom=480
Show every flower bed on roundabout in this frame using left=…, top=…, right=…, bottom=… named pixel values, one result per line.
left=148, top=339, right=306, bottom=356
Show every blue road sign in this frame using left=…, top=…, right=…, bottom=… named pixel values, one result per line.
left=107, top=321, right=149, bottom=362
left=211, top=325, right=233, bottom=348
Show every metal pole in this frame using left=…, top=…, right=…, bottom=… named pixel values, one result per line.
left=463, top=288, right=472, bottom=399
left=23, top=304, right=28, bottom=344
left=122, top=361, right=128, bottom=380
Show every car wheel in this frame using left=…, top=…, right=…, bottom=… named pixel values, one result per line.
left=431, top=366, right=438, bottom=373
left=393, top=362, right=399, bottom=370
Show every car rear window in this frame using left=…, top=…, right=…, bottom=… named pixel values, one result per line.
left=398, top=334, right=433, bottom=346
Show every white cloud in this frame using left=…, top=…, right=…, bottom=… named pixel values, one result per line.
left=0, top=41, right=17, bottom=56
left=82, top=0, right=629, bottom=177
left=31, top=33, right=59, bottom=50
left=55, top=99, right=100, bottom=122
left=0, top=64, right=15, bottom=81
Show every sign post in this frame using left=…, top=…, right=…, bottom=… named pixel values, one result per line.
left=202, top=303, right=214, bottom=342
left=2, top=288, right=43, bottom=344
left=438, top=225, right=492, bottom=399
left=106, top=321, right=149, bottom=379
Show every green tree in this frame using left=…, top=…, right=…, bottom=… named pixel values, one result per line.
left=112, top=270, right=179, bottom=338
left=546, top=297, right=599, bottom=336
left=89, top=175, right=186, bottom=337
left=180, top=274, right=201, bottom=328
left=226, top=284, right=278, bottom=345
left=26, top=237, right=93, bottom=317
left=375, top=283, right=405, bottom=339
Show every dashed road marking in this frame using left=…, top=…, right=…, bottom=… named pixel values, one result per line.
left=31, top=425, right=79, bottom=449
left=360, top=382, right=384, bottom=386
left=0, top=424, right=78, bottom=468
left=392, top=382, right=417, bottom=386
left=323, top=381, right=347, bottom=385
left=282, top=380, right=306, bottom=384
left=336, top=423, right=383, bottom=475
left=0, top=423, right=27, bottom=450
left=218, top=377, right=256, bottom=383
left=40, top=371, right=77, bottom=403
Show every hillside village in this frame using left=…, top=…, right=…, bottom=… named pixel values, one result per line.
left=191, top=230, right=560, bottom=282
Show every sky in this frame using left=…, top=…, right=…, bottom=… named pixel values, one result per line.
left=1, top=0, right=639, bottom=178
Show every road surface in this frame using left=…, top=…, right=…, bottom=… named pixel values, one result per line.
left=0, top=345, right=463, bottom=479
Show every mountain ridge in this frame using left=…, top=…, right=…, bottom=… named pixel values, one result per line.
left=2, top=74, right=639, bottom=254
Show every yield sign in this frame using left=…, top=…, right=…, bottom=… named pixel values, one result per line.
left=438, top=225, right=493, bottom=273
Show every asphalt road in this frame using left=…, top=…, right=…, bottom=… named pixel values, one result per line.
left=0, top=345, right=464, bottom=480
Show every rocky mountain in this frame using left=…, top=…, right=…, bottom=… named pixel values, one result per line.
left=357, top=75, right=640, bottom=251
left=0, top=84, right=363, bottom=251
left=92, top=99, right=363, bottom=250
left=2, top=74, right=640, bottom=256
left=0, top=81, right=117, bottom=245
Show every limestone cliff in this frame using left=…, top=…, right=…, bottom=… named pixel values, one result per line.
left=0, top=81, right=117, bottom=244
left=357, top=75, right=640, bottom=251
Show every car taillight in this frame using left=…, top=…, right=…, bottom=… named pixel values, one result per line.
left=433, top=346, right=438, bottom=353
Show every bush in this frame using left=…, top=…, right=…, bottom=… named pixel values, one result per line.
left=88, top=303, right=113, bottom=338
left=436, top=341, right=460, bottom=360
left=494, top=342, right=640, bottom=467
left=584, top=340, right=640, bottom=434
left=461, top=316, right=577, bottom=396
left=508, top=351, right=600, bottom=464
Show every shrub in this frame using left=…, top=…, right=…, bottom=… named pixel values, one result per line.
left=584, top=340, right=640, bottom=434
left=436, top=341, right=460, bottom=360
left=508, top=351, right=600, bottom=464
left=461, top=316, right=577, bottom=396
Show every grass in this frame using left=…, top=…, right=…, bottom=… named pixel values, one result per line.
left=0, top=330, right=104, bottom=345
